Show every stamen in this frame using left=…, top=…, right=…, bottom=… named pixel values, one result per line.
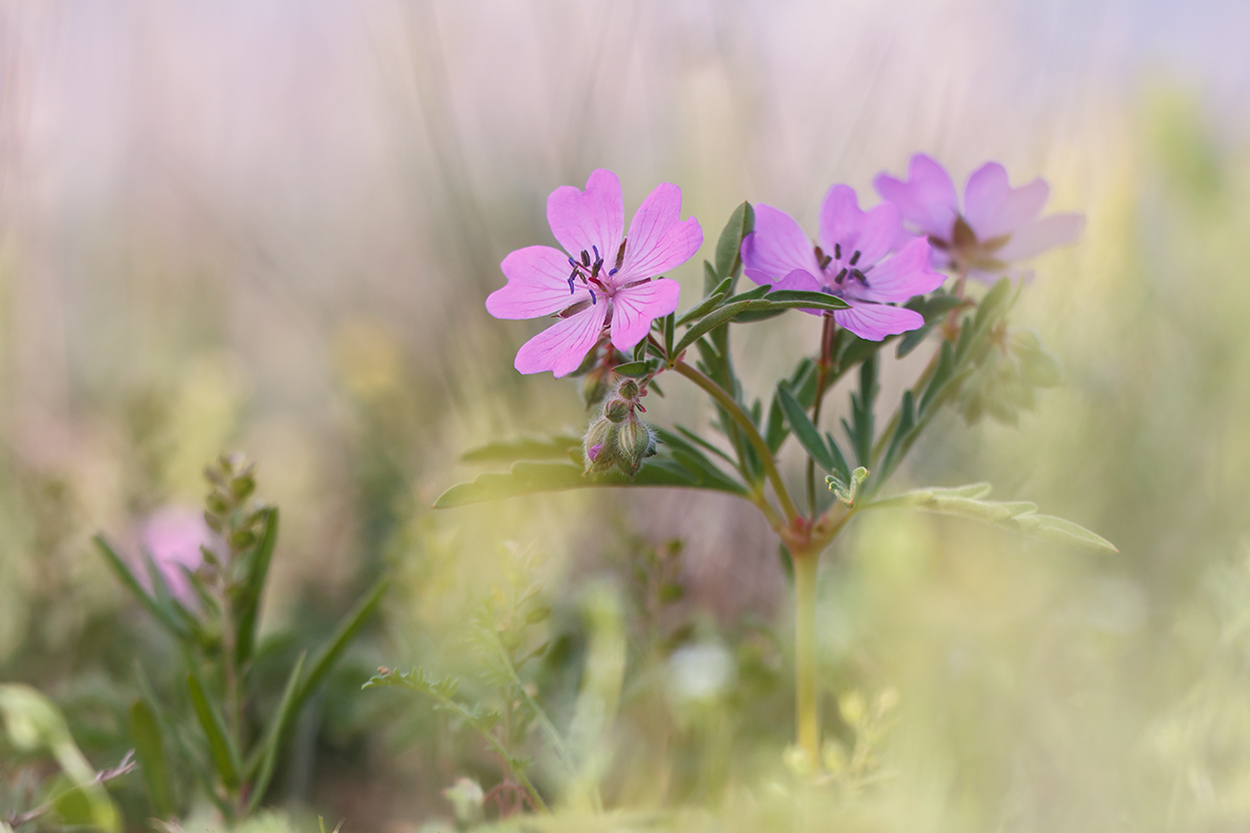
left=608, top=268, right=618, bottom=277
left=568, top=256, right=578, bottom=268
left=592, top=245, right=600, bottom=261
left=581, top=249, right=591, bottom=268
left=568, top=275, right=576, bottom=293
left=851, top=269, right=868, bottom=286
left=849, top=250, right=862, bottom=266
left=615, top=239, right=627, bottom=271
left=834, top=267, right=848, bottom=284
left=589, top=288, right=597, bottom=304
left=834, top=243, right=842, bottom=260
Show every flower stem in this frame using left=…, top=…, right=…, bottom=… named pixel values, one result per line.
left=672, top=359, right=799, bottom=525
left=793, top=546, right=821, bottom=766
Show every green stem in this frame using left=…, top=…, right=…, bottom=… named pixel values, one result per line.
left=672, top=359, right=799, bottom=525
left=793, top=547, right=821, bottom=766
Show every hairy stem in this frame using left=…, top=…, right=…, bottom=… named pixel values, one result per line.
left=672, top=359, right=799, bottom=525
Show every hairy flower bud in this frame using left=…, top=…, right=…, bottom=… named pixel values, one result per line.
left=616, top=378, right=640, bottom=400
left=604, top=398, right=630, bottom=423
left=614, top=417, right=657, bottom=478
left=583, top=417, right=620, bottom=474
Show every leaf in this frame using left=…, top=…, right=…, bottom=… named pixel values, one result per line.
left=859, top=483, right=1117, bottom=552
left=460, top=435, right=583, bottom=465
left=433, top=453, right=749, bottom=508
left=130, top=700, right=175, bottom=818
left=774, top=384, right=836, bottom=472
left=247, top=651, right=307, bottom=811
left=236, top=507, right=278, bottom=668
left=293, top=579, right=388, bottom=714
left=714, top=201, right=754, bottom=282
left=759, top=289, right=851, bottom=309
left=676, top=288, right=729, bottom=326
left=94, top=536, right=190, bottom=641
left=612, top=360, right=655, bottom=377
left=185, top=671, right=239, bottom=789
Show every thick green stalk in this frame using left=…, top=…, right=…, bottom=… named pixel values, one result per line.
left=793, top=548, right=820, bottom=765
left=672, top=359, right=799, bottom=525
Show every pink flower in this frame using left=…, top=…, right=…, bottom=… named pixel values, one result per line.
left=487, top=169, right=703, bottom=377
left=740, top=185, right=945, bottom=341
left=874, top=154, right=1084, bottom=280
left=139, top=506, right=216, bottom=603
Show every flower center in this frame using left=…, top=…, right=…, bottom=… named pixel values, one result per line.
left=814, top=242, right=872, bottom=295
left=566, top=239, right=628, bottom=305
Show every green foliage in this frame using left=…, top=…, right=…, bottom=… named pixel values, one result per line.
left=859, top=482, right=1117, bottom=552
left=94, top=454, right=386, bottom=822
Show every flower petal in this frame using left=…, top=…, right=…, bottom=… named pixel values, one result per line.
left=833, top=300, right=925, bottom=341
left=740, top=204, right=819, bottom=284
left=546, top=168, right=624, bottom=264
left=873, top=154, right=959, bottom=240
left=609, top=277, right=681, bottom=351
left=513, top=302, right=608, bottom=377
left=851, top=237, right=945, bottom=304
left=963, top=162, right=1049, bottom=240
left=488, top=245, right=593, bottom=319
left=617, top=183, right=702, bottom=281
left=819, top=184, right=900, bottom=268
left=994, top=212, right=1084, bottom=261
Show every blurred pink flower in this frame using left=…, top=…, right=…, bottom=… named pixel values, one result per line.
left=139, top=506, right=215, bottom=602
left=487, top=169, right=702, bottom=377
left=874, top=154, right=1084, bottom=280
left=741, top=185, right=944, bottom=341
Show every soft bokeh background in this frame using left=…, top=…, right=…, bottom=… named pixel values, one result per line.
left=2, top=0, right=1250, bottom=829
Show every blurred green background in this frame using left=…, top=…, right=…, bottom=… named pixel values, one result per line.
left=2, top=0, right=1250, bottom=830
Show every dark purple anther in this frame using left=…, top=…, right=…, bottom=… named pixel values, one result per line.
left=568, top=275, right=577, bottom=293
left=608, top=268, right=618, bottom=277
left=568, top=256, right=578, bottom=268
left=834, top=243, right=842, bottom=260
left=834, top=267, right=848, bottom=284
left=581, top=249, right=591, bottom=267
left=849, top=250, right=862, bottom=266
left=589, top=288, right=597, bottom=304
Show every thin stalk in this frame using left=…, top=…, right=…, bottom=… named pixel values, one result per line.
left=793, top=548, right=820, bottom=766
left=672, top=359, right=799, bottom=525
left=806, top=315, right=838, bottom=517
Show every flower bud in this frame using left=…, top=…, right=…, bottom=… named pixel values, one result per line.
left=614, top=417, right=657, bottom=478
left=581, top=366, right=610, bottom=407
left=604, top=398, right=630, bottom=423
left=616, top=378, right=640, bottom=400
left=583, top=417, right=620, bottom=474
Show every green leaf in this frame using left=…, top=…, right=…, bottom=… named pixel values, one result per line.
left=702, top=260, right=721, bottom=295
left=714, top=201, right=754, bottom=283
left=676, top=288, right=730, bottom=326
left=94, top=535, right=190, bottom=641
left=460, top=435, right=583, bottom=465
left=759, top=289, right=851, bottom=309
left=433, top=453, right=751, bottom=508
left=185, top=671, right=239, bottom=789
left=236, top=507, right=278, bottom=668
left=247, top=651, right=307, bottom=811
left=292, top=579, right=388, bottom=714
left=612, top=360, right=655, bottom=377
left=130, top=700, right=174, bottom=818
left=774, top=384, right=836, bottom=472
left=859, top=483, right=1117, bottom=552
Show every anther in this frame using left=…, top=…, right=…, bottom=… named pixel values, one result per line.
left=589, top=288, right=597, bottom=304
left=834, top=243, right=842, bottom=260
left=608, top=268, right=618, bottom=277
left=615, top=239, right=627, bottom=271
left=834, top=267, right=848, bottom=284
left=849, top=250, right=862, bottom=266
left=568, top=256, right=578, bottom=268
left=581, top=250, right=591, bottom=267
left=568, top=275, right=577, bottom=293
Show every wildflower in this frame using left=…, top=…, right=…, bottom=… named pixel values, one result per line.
left=874, top=154, right=1084, bottom=279
left=740, top=185, right=944, bottom=340
left=487, top=169, right=703, bottom=377
left=138, top=506, right=217, bottom=602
